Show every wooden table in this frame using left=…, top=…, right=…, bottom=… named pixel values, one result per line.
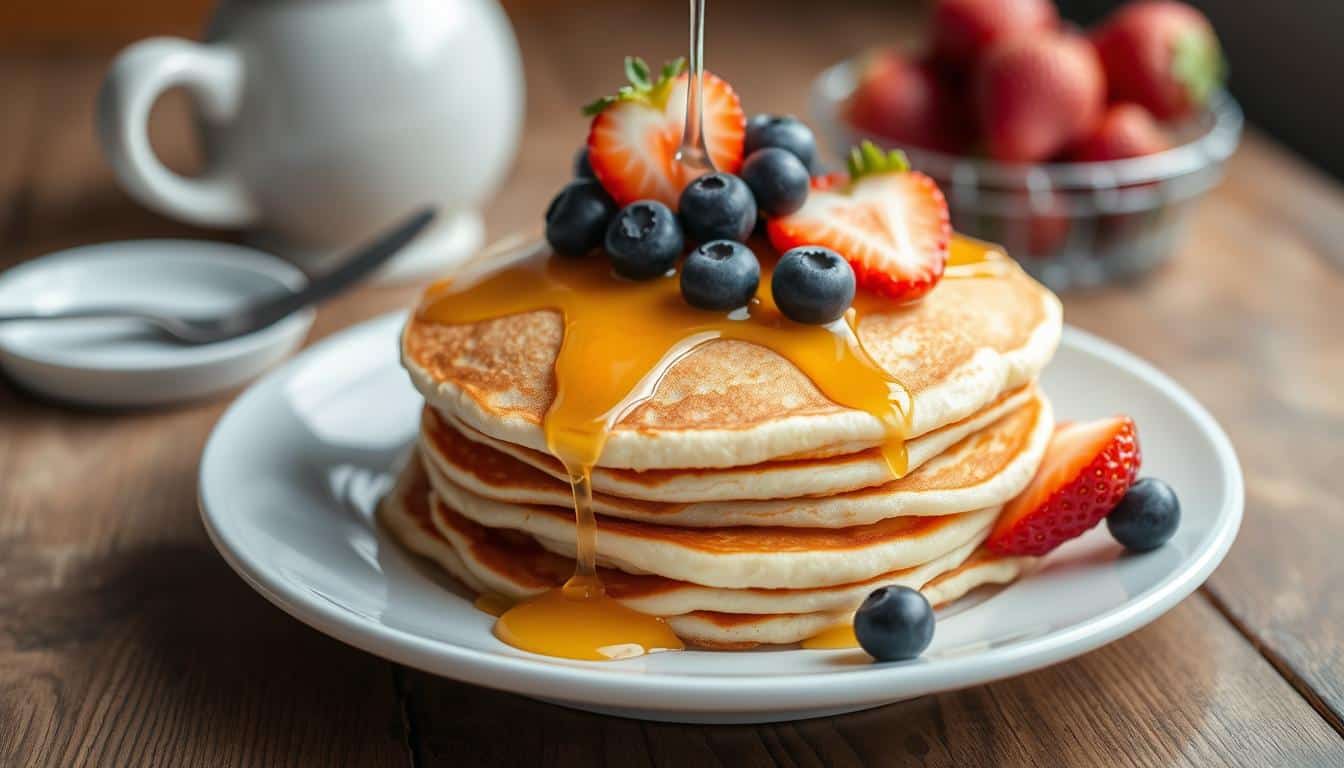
left=3, top=2, right=1343, bottom=765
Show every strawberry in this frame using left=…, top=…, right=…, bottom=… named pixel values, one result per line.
left=585, top=57, right=746, bottom=209
left=767, top=142, right=950, bottom=302
left=1070, top=102, right=1170, bottom=162
left=1004, top=194, right=1072, bottom=260
left=987, top=416, right=1142, bottom=556
left=931, top=0, right=1058, bottom=72
left=976, top=33, right=1105, bottom=163
left=845, top=50, right=970, bottom=154
left=1092, top=1, right=1224, bottom=121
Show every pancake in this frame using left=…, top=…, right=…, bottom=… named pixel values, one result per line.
left=402, top=259, right=1061, bottom=471
left=378, top=459, right=1034, bottom=647
left=421, top=390, right=1052, bottom=527
left=665, top=543, right=1034, bottom=648
left=423, top=454, right=999, bottom=590
left=430, top=384, right=1040, bottom=503
left=378, top=455, right=488, bottom=594
left=922, top=548, right=1035, bottom=608
left=429, top=494, right=987, bottom=615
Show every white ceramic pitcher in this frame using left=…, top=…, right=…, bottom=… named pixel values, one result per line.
left=97, top=0, right=524, bottom=278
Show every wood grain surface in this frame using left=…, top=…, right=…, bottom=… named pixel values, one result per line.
left=2, top=2, right=1343, bottom=765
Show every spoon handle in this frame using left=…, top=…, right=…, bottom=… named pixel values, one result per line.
left=245, top=207, right=437, bottom=326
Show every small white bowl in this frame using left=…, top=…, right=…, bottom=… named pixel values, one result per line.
left=0, top=240, right=314, bottom=407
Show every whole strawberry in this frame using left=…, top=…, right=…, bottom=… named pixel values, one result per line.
left=976, top=34, right=1105, bottom=163
left=931, top=0, right=1058, bottom=72
left=1092, top=1, right=1225, bottom=121
left=1070, top=102, right=1170, bottom=162
left=846, top=50, right=968, bottom=153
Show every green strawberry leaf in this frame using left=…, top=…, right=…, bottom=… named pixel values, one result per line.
left=582, top=56, right=689, bottom=117
left=625, top=56, right=652, bottom=89
left=661, top=58, right=686, bottom=82
left=846, top=140, right=910, bottom=183
left=1172, top=30, right=1225, bottom=107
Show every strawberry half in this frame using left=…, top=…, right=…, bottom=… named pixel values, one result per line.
left=585, top=57, right=745, bottom=209
left=767, top=142, right=950, bottom=302
left=987, top=416, right=1142, bottom=556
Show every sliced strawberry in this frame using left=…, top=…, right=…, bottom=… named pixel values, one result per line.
left=767, top=142, right=950, bottom=302
left=987, top=416, right=1142, bottom=556
left=809, top=171, right=849, bottom=193
left=585, top=57, right=745, bottom=209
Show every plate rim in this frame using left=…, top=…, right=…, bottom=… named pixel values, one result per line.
left=0, top=240, right=314, bottom=372
left=199, top=311, right=1243, bottom=714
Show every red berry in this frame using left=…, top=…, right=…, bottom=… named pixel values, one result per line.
left=846, top=51, right=969, bottom=153
left=1070, top=103, right=1171, bottom=162
left=976, top=34, right=1106, bottom=163
left=768, top=144, right=950, bottom=302
left=586, top=58, right=745, bottom=209
left=987, top=416, right=1142, bottom=557
left=1092, top=1, right=1224, bottom=121
left=931, top=0, right=1058, bottom=72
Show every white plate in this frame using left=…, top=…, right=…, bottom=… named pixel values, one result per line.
left=0, top=240, right=313, bottom=406
left=200, top=312, right=1242, bottom=723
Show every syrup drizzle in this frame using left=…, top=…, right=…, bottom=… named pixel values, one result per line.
left=417, top=242, right=963, bottom=659
left=673, top=0, right=714, bottom=175
left=793, top=237, right=1007, bottom=652
left=418, top=0, right=1004, bottom=652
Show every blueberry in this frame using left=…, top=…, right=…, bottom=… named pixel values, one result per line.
left=1107, top=478, right=1181, bottom=552
left=605, top=200, right=684, bottom=280
left=745, top=114, right=818, bottom=171
left=573, top=147, right=595, bottom=178
left=545, top=179, right=616, bottom=258
left=680, top=240, right=760, bottom=310
left=678, top=173, right=757, bottom=243
left=853, top=585, right=934, bottom=662
left=771, top=246, right=855, bottom=324
left=740, top=148, right=810, bottom=218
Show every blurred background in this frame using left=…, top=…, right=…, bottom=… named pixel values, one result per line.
left=2, top=0, right=1340, bottom=180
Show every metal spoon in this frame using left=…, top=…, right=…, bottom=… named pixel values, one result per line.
left=0, top=207, right=435, bottom=345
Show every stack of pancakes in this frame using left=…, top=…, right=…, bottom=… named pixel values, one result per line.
left=383, top=261, right=1063, bottom=648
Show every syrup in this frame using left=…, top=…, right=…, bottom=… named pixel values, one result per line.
left=418, top=242, right=1010, bottom=659
left=673, top=0, right=714, bottom=175
left=801, top=623, right=859, bottom=650
left=418, top=0, right=1000, bottom=652
left=945, top=236, right=1011, bottom=279
left=473, top=593, right=514, bottom=617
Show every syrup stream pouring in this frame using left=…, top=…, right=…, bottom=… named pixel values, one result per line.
left=673, top=0, right=714, bottom=176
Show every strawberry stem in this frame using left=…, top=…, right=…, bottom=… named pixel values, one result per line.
left=582, top=57, right=689, bottom=116
left=846, top=140, right=910, bottom=184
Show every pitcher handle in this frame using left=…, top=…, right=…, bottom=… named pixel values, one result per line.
left=97, top=37, right=258, bottom=228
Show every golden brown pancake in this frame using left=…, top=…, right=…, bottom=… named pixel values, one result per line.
left=419, top=390, right=1052, bottom=526
left=422, top=453, right=1000, bottom=590
left=402, top=261, right=1061, bottom=470
left=429, top=384, right=1041, bottom=502
left=378, top=457, right=1036, bottom=648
